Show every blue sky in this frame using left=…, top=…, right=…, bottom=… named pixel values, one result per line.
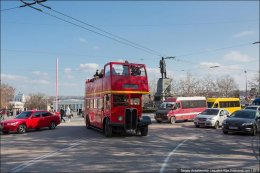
left=1, top=1, right=259, bottom=96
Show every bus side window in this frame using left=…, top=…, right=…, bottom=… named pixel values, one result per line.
left=104, top=95, right=110, bottom=109
left=105, top=65, right=110, bottom=77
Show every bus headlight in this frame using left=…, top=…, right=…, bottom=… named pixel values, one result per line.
left=118, top=116, right=123, bottom=121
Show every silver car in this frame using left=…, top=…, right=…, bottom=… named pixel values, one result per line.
left=194, top=108, right=229, bottom=129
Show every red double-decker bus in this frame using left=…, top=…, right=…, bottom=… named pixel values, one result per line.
left=84, top=61, right=151, bottom=137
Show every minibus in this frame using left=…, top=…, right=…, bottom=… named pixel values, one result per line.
left=207, top=98, right=241, bottom=114
left=154, top=97, right=207, bottom=124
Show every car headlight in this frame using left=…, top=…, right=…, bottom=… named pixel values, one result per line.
left=242, top=122, right=253, bottom=126
left=223, top=121, right=227, bottom=125
left=207, top=117, right=215, bottom=121
left=7, top=122, right=19, bottom=126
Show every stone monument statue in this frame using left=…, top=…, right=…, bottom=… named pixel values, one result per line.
left=154, top=57, right=175, bottom=106
left=160, top=57, right=167, bottom=78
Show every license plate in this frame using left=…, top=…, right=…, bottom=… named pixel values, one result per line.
left=229, top=126, right=238, bottom=130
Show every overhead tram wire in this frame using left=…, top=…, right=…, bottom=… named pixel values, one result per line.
left=19, top=0, right=165, bottom=57
left=40, top=6, right=164, bottom=57
left=0, top=6, right=21, bottom=12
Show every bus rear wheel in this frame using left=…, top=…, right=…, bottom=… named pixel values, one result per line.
left=85, top=115, right=91, bottom=129
left=104, top=118, right=112, bottom=137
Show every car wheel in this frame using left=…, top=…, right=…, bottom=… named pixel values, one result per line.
left=104, top=118, right=112, bottom=137
left=250, top=126, right=257, bottom=136
left=17, top=124, right=26, bottom=134
left=170, top=117, right=176, bottom=124
left=140, top=125, right=148, bottom=136
left=195, top=125, right=200, bottom=128
left=223, top=130, right=228, bottom=134
left=214, top=121, right=219, bottom=129
left=85, top=115, right=91, bottom=129
left=156, top=120, right=162, bottom=123
left=49, top=122, right=56, bottom=130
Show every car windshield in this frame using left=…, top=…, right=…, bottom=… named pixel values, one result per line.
left=15, top=111, right=32, bottom=119
left=159, top=102, right=175, bottom=110
left=207, top=102, right=214, bottom=108
left=231, top=111, right=256, bottom=119
left=200, top=109, right=219, bottom=115
left=245, top=107, right=258, bottom=110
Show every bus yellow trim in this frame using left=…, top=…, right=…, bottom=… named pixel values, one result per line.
left=86, top=90, right=150, bottom=96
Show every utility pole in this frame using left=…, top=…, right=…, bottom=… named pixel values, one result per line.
left=252, top=42, right=260, bottom=96
left=56, top=57, right=59, bottom=112
left=244, top=70, right=247, bottom=98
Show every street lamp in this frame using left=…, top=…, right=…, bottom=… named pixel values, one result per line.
left=210, top=65, right=220, bottom=68
left=252, top=41, right=260, bottom=96
left=244, top=70, right=247, bottom=98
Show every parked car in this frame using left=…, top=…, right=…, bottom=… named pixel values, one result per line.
left=244, top=105, right=260, bottom=111
left=222, top=109, right=260, bottom=136
left=0, top=110, right=60, bottom=134
left=194, top=108, right=229, bottom=129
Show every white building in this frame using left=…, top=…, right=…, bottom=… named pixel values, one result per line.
left=53, top=99, right=84, bottom=112
left=9, top=92, right=27, bottom=116
left=14, top=92, right=26, bottom=103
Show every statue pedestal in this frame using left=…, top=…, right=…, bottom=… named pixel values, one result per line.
left=154, top=78, right=173, bottom=105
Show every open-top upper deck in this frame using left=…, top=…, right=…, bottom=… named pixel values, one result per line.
left=85, top=62, right=149, bottom=96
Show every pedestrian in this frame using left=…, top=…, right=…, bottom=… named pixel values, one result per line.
left=60, top=107, right=66, bottom=123
left=66, top=106, right=72, bottom=123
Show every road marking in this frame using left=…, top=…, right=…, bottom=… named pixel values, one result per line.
left=10, top=140, right=85, bottom=173
left=159, top=139, right=189, bottom=173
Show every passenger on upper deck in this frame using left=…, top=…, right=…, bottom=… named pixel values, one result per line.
left=131, top=65, right=141, bottom=76
left=99, top=69, right=104, bottom=78
left=94, top=70, right=99, bottom=78
left=123, top=62, right=129, bottom=76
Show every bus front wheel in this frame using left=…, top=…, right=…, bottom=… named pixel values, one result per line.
left=140, top=125, right=148, bottom=136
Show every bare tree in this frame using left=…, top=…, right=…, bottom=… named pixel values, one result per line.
left=248, top=73, right=259, bottom=96
left=0, top=83, right=15, bottom=109
left=200, top=75, right=217, bottom=97
left=177, top=73, right=201, bottom=96
left=216, top=75, right=238, bottom=97
left=24, top=93, right=47, bottom=110
left=143, top=78, right=158, bottom=107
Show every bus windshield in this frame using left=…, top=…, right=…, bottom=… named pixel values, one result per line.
left=113, top=95, right=129, bottom=106
left=111, top=64, right=146, bottom=77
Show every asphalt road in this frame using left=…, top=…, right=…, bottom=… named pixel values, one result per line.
left=1, top=115, right=259, bottom=173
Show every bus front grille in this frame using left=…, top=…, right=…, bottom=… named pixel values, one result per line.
left=125, top=108, right=138, bottom=130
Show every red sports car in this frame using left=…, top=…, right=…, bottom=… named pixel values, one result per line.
left=0, top=110, right=61, bottom=134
